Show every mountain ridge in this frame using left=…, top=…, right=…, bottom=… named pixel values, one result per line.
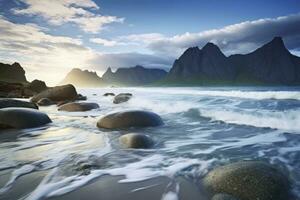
left=164, top=36, right=300, bottom=86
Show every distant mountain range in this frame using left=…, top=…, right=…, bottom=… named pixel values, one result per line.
left=102, top=65, right=167, bottom=86
left=164, top=37, right=300, bottom=85
left=2, top=37, right=300, bottom=87
left=60, top=68, right=106, bottom=87
left=60, top=65, right=167, bottom=87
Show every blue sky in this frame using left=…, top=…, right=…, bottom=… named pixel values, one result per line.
left=0, top=0, right=300, bottom=85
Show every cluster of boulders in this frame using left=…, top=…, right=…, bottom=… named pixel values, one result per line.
left=0, top=84, right=293, bottom=200
left=0, top=79, right=47, bottom=98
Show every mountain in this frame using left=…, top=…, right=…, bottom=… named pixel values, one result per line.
left=60, top=68, right=105, bottom=87
left=0, top=62, right=27, bottom=83
left=164, top=37, right=300, bottom=85
left=102, top=65, right=167, bottom=86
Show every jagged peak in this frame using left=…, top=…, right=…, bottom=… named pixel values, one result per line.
left=202, top=42, right=223, bottom=52
left=265, top=36, right=286, bottom=49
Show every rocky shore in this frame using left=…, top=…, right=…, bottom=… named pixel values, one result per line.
left=0, top=81, right=295, bottom=200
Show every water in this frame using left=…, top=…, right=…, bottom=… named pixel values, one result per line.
left=1, top=87, right=300, bottom=200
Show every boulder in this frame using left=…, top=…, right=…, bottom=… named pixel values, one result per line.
left=27, top=79, right=47, bottom=93
left=31, top=84, right=77, bottom=103
left=212, top=194, right=239, bottom=200
left=58, top=102, right=99, bottom=112
left=202, top=161, right=290, bottom=200
left=113, top=93, right=132, bottom=104
left=0, top=99, right=38, bottom=109
left=0, top=108, right=51, bottom=129
left=97, top=110, right=163, bottom=129
left=37, top=98, right=55, bottom=106
left=103, top=93, right=115, bottom=96
left=57, top=100, right=72, bottom=106
left=76, top=94, right=87, bottom=101
left=119, top=133, right=154, bottom=149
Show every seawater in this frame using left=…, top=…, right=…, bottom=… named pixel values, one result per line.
left=1, top=87, right=300, bottom=200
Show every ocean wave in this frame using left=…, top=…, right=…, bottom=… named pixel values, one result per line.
left=199, top=108, right=300, bottom=131
left=130, top=88, right=300, bottom=100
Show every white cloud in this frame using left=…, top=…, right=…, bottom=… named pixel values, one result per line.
left=146, top=13, right=300, bottom=55
left=0, top=16, right=171, bottom=85
left=89, top=38, right=119, bottom=47
left=0, top=16, right=95, bottom=85
left=12, top=0, right=124, bottom=33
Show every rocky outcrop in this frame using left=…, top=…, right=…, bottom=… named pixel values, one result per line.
left=202, top=161, right=291, bottom=200
left=60, top=68, right=105, bottom=87
left=97, top=110, right=163, bottom=129
left=165, top=37, right=300, bottom=85
left=102, top=65, right=167, bottom=86
left=0, top=99, right=38, bottom=109
left=28, top=79, right=47, bottom=93
left=31, top=84, right=78, bottom=103
left=58, top=102, right=99, bottom=112
left=0, top=62, right=27, bottom=83
left=0, top=108, right=51, bottom=129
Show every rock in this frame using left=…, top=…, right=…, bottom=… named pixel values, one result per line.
left=37, top=98, right=54, bottom=106
left=103, top=93, right=115, bottom=96
left=0, top=108, right=51, bottom=129
left=7, top=90, right=22, bottom=98
left=0, top=81, right=37, bottom=98
left=56, top=100, right=72, bottom=106
left=119, top=133, right=154, bottom=149
left=0, top=62, right=27, bottom=83
left=113, top=93, right=132, bottom=104
left=202, top=161, right=290, bottom=200
left=97, top=110, right=163, bottom=129
left=58, top=102, right=99, bottom=112
left=212, top=194, right=240, bottom=200
left=76, top=94, right=87, bottom=101
left=27, top=79, right=47, bottom=93
left=31, top=84, right=78, bottom=103
left=0, top=99, right=38, bottom=109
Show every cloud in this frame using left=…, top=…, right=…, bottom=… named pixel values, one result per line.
left=136, top=13, right=300, bottom=56
left=0, top=16, right=171, bottom=85
left=90, top=33, right=164, bottom=47
left=88, top=52, right=172, bottom=72
left=0, top=16, right=95, bottom=84
left=89, top=37, right=119, bottom=47
left=12, top=0, right=124, bottom=33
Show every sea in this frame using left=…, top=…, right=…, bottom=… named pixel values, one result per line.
left=1, top=87, right=300, bottom=200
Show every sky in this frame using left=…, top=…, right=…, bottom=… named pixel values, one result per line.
left=0, top=0, right=300, bottom=85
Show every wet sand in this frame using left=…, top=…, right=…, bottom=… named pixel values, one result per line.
left=0, top=168, right=209, bottom=200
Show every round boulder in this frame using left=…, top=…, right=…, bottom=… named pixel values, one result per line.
left=0, top=108, right=51, bottom=129
left=58, top=102, right=99, bottom=112
left=113, top=93, right=132, bottom=104
left=119, top=133, right=154, bottom=149
left=31, top=84, right=77, bottom=103
left=202, top=161, right=290, bottom=200
left=0, top=99, right=38, bottom=109
left=97, top=110, right=163, bottom=129
left=37, top=98, right=54, bottom=106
